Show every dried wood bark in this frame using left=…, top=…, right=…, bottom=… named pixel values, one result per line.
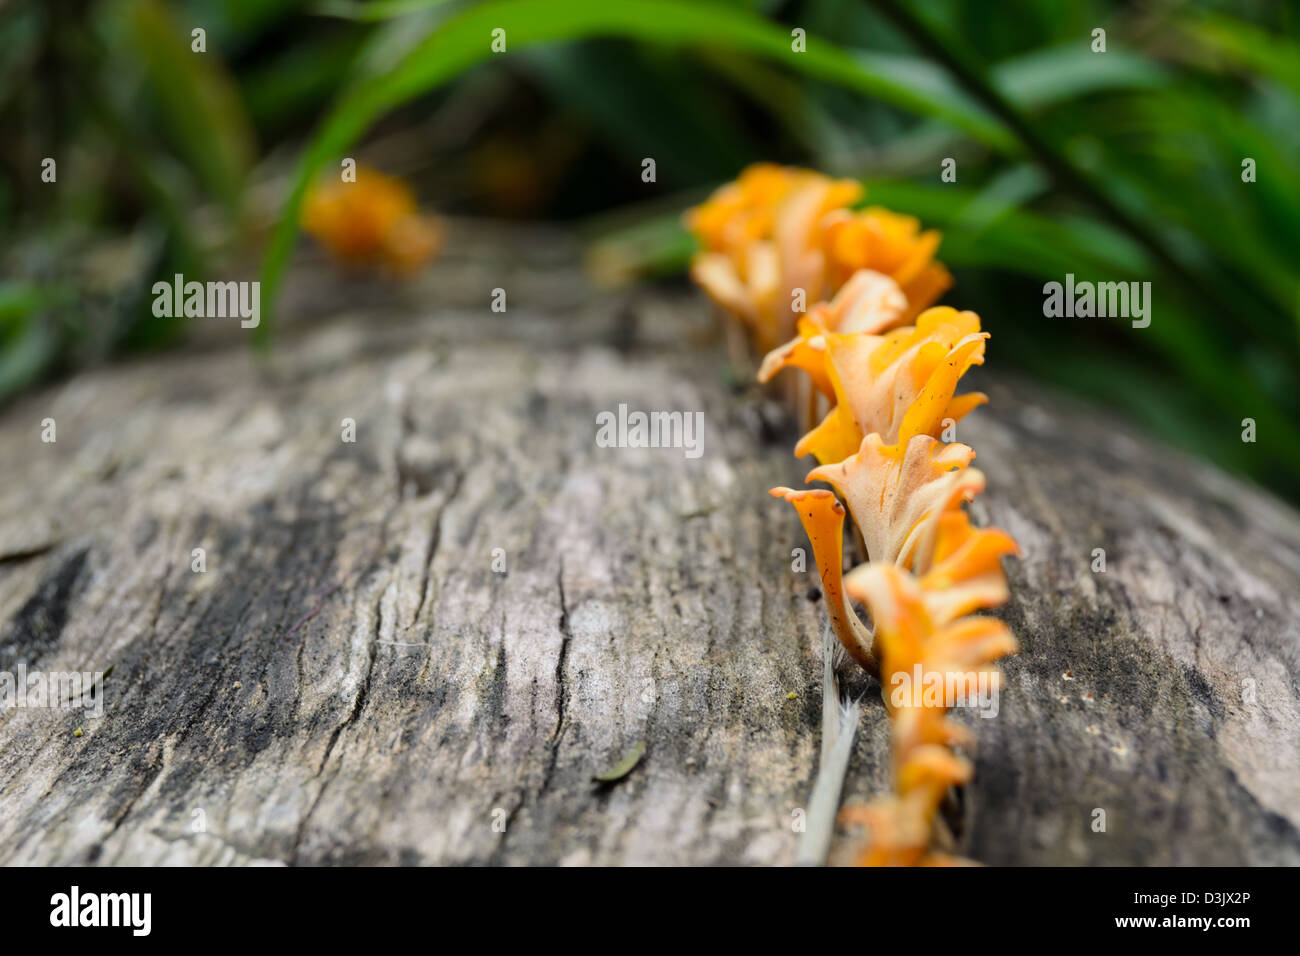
left=0, top=223, right=1296, bottom=865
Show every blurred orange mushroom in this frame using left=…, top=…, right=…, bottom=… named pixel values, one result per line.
left=301, top=165, right=443, bottom=276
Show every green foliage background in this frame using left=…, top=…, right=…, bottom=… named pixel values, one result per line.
left=2, top=0, right=1298, bottom=500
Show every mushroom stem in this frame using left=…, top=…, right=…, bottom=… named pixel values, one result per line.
left=770, top=487, right=879, bottom=677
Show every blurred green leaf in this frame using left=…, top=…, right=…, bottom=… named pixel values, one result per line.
left=1182, top=12, right=1300, bottom=102
left=314, top=0, right=459, bottom=21
left=0, top=282, right=59, bottom=401
left=125, top=0, right=257, bottom=216
left=993, top=44, right=1169, bottom=108
left=0, top=281, right=47, bottom=326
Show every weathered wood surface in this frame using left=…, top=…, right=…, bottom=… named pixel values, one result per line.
left=0, top=222, right=1297, bottom=865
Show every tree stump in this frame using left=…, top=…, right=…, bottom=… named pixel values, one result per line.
left=0, top=222, right=1296, bottom=865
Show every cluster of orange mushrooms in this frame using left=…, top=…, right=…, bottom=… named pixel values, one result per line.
left=686, top=164, right=1020, bottom=866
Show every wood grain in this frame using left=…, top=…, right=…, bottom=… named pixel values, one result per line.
left=1, top=222, right=1296, bottom=865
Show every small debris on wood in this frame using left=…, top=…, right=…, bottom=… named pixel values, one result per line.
left=593, top=741, right=646, bottom=784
